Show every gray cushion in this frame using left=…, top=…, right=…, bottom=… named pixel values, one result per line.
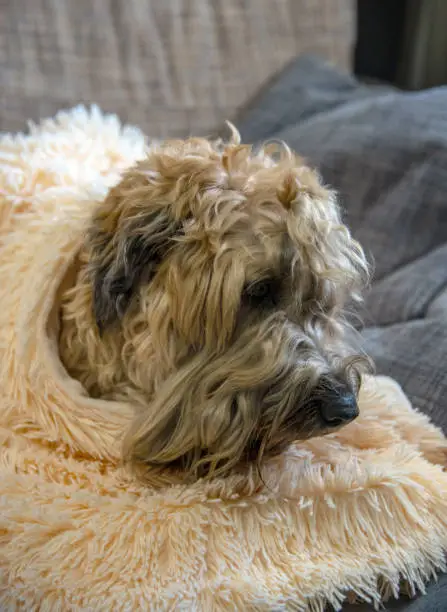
left=235, top=55, right=447, bottom=433
left=344, top=573, right=447, bottom=612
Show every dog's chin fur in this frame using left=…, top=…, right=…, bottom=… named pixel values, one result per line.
left=58, top=128, right=373, bottom=483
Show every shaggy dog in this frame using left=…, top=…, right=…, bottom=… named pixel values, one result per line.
left=59, top=128, right=372, bottom=482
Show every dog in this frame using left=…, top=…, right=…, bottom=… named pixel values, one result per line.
left=59, top=127, right=372, bottom=482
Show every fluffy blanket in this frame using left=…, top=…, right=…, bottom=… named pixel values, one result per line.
left=0, top=107, right=446, bottom=611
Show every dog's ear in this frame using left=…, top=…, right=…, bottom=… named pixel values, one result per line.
left=89, top=206, right=181, bottom=333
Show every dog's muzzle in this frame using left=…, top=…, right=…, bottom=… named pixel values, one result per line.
left=316, top=378, right=359, bottom=429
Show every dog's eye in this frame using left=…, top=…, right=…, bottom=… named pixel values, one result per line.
left=249, top=282, right=270, bottom=299
left=244, top=279, right=278, bottom=307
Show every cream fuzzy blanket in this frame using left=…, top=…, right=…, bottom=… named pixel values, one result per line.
left=0, top=107, right=446, bottom=611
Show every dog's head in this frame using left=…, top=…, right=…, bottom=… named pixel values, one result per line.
left=87, top=128, right=372, bottom=480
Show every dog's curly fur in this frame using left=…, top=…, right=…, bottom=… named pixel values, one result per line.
left=59, top=127, right=372, bottom=482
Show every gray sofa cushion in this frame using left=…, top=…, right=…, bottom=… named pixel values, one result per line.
left=345, top=573, right=447, bottom=612
left=235, top=55, right=447, bottom=433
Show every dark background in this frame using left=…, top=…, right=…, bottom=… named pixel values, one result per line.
left=355, top=0, right=447, bottom=90
left=355, top=0, right=408, bottom=85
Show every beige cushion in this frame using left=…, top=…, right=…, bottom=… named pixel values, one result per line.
left=1, top=0, right=356, bottom=138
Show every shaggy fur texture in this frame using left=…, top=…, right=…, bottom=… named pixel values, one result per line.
left=59, top=125, right=371, bottom=483
left=0, top=107, right=446, bottom=611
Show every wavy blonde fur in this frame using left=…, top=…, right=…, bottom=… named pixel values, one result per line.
left=59, top=126, right=372, bottom=482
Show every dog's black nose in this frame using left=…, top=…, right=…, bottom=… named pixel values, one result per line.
left=319, top=390, right=359, bottom=428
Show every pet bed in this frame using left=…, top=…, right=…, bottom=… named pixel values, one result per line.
left=0, top=107, right=446, bottom=611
